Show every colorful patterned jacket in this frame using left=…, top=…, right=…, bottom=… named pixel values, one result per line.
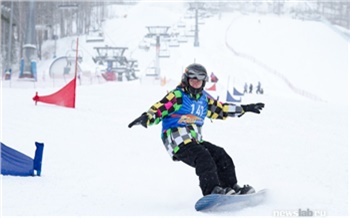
left=145, top=87, right=244, bottom=158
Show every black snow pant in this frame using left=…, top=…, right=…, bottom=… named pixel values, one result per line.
left=173, top=141, right=238, bottom=196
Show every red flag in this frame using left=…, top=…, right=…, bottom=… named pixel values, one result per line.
left=33, top=77, right=76, bottom=108
left=33, top=38, right=79, bottom=108
left=206, top=83, right=216, bottom=91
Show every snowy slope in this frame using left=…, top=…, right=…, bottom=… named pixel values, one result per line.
left=1, top=2, right=348, bottom=217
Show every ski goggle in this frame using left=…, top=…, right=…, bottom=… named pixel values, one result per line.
left=186, top=69, right=207, bottom=81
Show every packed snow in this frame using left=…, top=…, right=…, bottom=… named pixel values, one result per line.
left=1, top=1, right=348, bottom=217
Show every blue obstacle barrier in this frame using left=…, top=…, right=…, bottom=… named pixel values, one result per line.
left=1, top=142, right=44, bottom=176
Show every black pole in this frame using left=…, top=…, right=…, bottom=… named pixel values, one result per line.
left=7, top=1, right=14, bottom=70
left=194, top=7, right=199, bottom=47
left=156, top=35, right=160, bottom=77
left=21, top=0, right=37, bottom=78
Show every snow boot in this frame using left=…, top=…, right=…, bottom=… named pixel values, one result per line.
left=233, top=184, right=255, bottom=195
left=211, top=186, right=237, bottom=195
left=223, top=187, right=236, bottom=195
left=211, top=186, right=225, bottom=195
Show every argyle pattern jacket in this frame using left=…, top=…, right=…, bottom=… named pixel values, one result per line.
left=146, top=87, right=243, bottom=158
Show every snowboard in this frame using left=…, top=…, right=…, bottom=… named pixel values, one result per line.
left=195, top=189, right=268, bottom=212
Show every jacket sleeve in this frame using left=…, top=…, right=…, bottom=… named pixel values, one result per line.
left=146, top=90, right=183, bottom=125
left=206, top=96, right=244, bottom=119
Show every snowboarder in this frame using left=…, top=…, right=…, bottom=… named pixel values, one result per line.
left=249, top=83, right=253, bottom=94
left=256, top=81, right=262, bottom=94
left=128, top=63, right=264, bottom=196
left=243, top=82, right=248, bottom=94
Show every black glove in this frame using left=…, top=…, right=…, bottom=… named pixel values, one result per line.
left=241, top=103, right=265, bottom=116
left=128, top=112, right=149, bottom=128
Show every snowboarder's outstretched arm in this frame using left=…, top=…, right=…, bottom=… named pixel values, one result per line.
left=206, top=96, right=264, bottom=119
left=128, top=112, right=149, bottom=128
left=128, top=90, right=182, bottom=128
left=239, top=103, right=265, bottom=117
left=128, top=91, right=265, bottom=128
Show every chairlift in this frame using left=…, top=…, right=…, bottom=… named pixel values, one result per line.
left=145, top=67, right=158, bottom=77
left=159, top=48, right=170, bottom=58
left=184, top=29, right=195, bottom=37
left=58, top=3, right=78, bottom=10
left=184, top=12, right=194, bottom=19
left=86, top=31, right=105, bottom=43
left=177, top=35, right=188, bottom=43
left=177, top=21, right=186, bottom=28
left=169, top=38, right=180, bottom=47
left=130, top=60, right=139, bottom=68
left=198, top=20, right=206, bottom=25
left=65, top=50, right=83, bottom=62
left=93, top=46, right=128, bottom=64
left=138, top=39, right=151, bottom=50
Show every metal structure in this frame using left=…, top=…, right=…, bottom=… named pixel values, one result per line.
left=92, top=46, right=138, bottom=81
left=86, top=29, right=104, bottom=43
left=145, top=26, right=170, bottom=77
left=58, top=3, right=79, bottom=37
left=19, top=0, right=37, bottom=79
left=189, top=2, right=205, bottom=47
left=6, top=1, right=14, bottom=76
